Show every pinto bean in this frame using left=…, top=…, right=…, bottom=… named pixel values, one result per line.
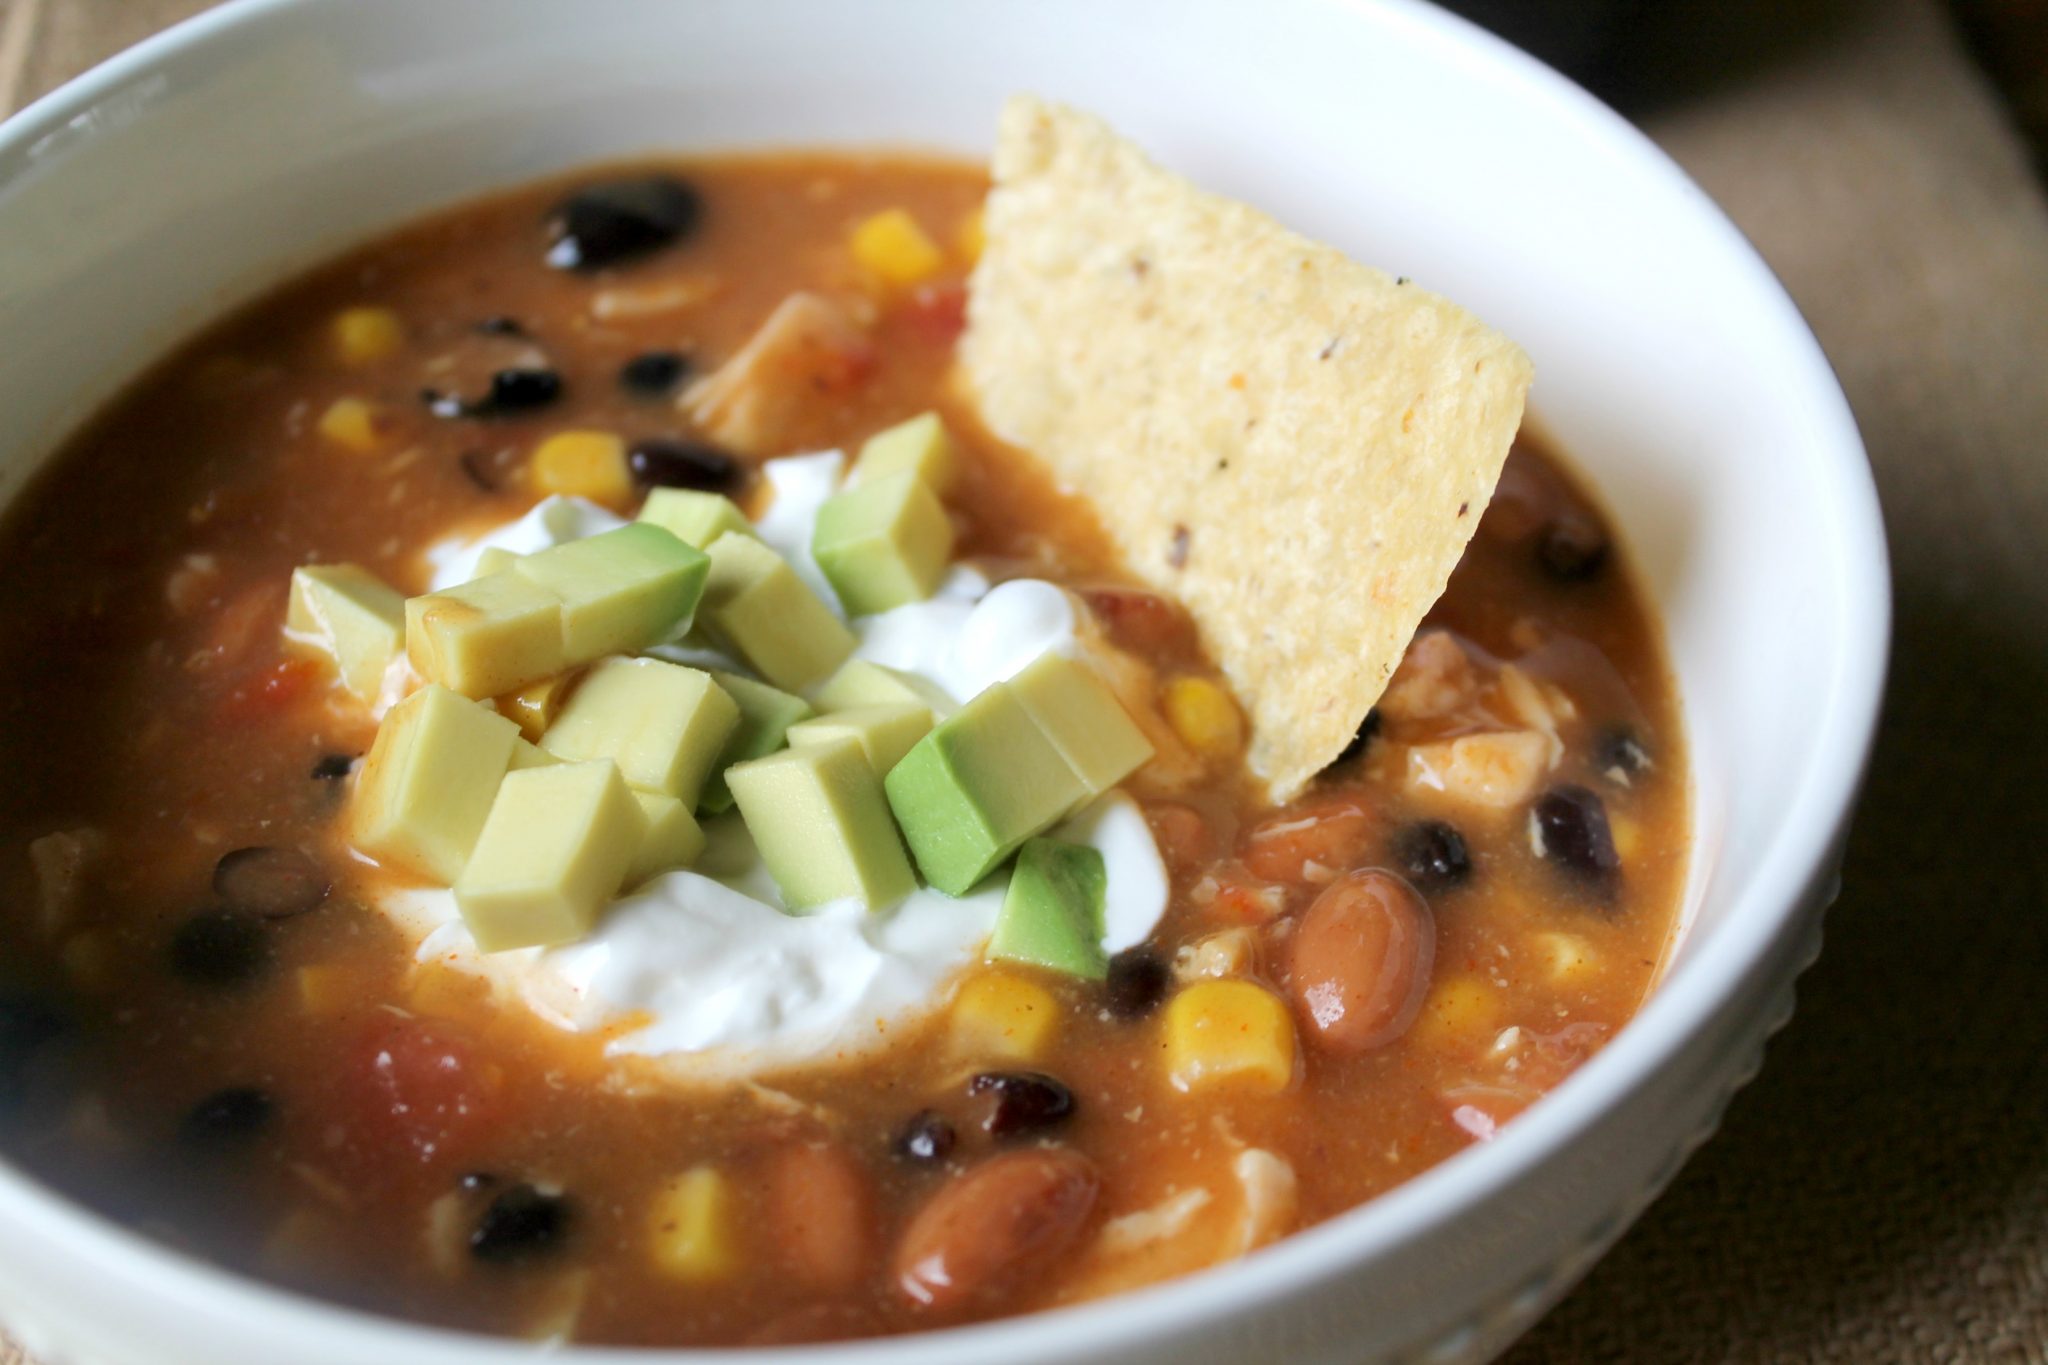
left=1286, top=870, right=1435, bottom=1053
left=763, top=1140, right=874, bottom=1294
left=1241, top=797, right=1375, bottom=884
left=892, top=1148, right=1099, bottom=1312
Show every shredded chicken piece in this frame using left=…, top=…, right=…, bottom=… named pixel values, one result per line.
left=1226, top=1149, right=1299, bottom=1254
left=1172, top=927, right=1258, bottom=983
left=1379, top=629, right=1479, bottom=722
left=1096, top=1188, right=1215, bottom=1257
left=29, top=828, right=107, bottom=938
left=1403, top=730, right=1552, bottom=808
left=682, top=292, right=872, bottom=454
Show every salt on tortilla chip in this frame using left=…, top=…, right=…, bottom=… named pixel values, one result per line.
left=960, top=96, right=1533, bottom=801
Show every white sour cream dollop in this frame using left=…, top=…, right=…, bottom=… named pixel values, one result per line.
left=403, top=454, right=1169, bottom=1078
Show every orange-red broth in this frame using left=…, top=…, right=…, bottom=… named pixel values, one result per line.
left=0, top=154, right=1684, bottom=1345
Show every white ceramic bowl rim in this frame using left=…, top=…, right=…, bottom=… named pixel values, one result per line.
left=0, top=0, right=1890, bottom=1360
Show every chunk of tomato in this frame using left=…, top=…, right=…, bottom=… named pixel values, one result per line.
left=331, top=1015, right=503, bottom=1173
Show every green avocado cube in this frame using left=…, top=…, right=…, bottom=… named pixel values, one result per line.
left=727, top=738, right=916, bottom=912
left=475, top=546, right=522, bottom=577
left=1007, top=652, right=1154, bottom=796
left=852, top=411, right=958, bottom=494
left=787, top=703, right=934, bottom=778
left=883, top=683, right=1091, bottom=895
left=637, top=488, right=757, bottom=550
left=811, top=471, right=954, bottom=616
left=698, top=671, right=813, bottom=814
left=811, top=659, right=956, bottom=716
left=698, top=532, right=854, bottom=691
left=405, top=571, right=565, bottom=699
left=512, top=523, right=708, bottom=663
left=626, top=789, right=706, bottom=887
left=508, top=737, right=561, bottom=771
left=351, top=684, right=521, bottom=883
left=286, top=564, right=405, bottom=703
left=454, top=760, right=642, bottom=952
left=986, top=838, right=1109, bottom=980
left=539, top=657, right=739, bottom=805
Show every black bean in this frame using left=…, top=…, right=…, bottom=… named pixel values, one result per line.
left=1102, top=946, right=1170, bottom=1020
left=1394, top=820, right=1472, bottom=892
left=892, top=1110, right=956, bottom=1165
left=619, top=350, right=689, bottom=396
left=473, top=315, right=525, bottom=337
left=1593, top=726, right=1652, bottom=782
left=1536, top=515, right=1610, bottom=582
left=424, top=368, right=563, bottom=421
left=1332, top=707, right=1383, bottom=766
left=167, top=911, right=268, bottom=987
left=213, top=847, right=329, bottom=920
left=470, top=1184, right=571, bottom=1263
left=181, top=1086, right=273, bottom=1146
left=310, top=753, right=354, bottom=781
left=546, top=176, right=703, bottom=272
left=627, top=437, right=740, bottom=492
left=1531, top=784, right=1621, bottom=882
left=969, top=1072, right=1075, bottom=1139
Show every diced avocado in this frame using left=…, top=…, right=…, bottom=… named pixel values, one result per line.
left=475, top=546, right=522, bottom=577
left=351, top=684, right=521, bottom=883
left=508, top=737, right=561, bottom=770
left=811, top=471, right=954, bottom=616
left=699, top=671, right=813, bottom=814
left=512, top=523, right=708, bottom=662
left=787, top=703, right=933, bottom=778
left=697, top=532, right=854, bottom=691
left=852, top=412, right=958, bottom=494
left=726, top=738, right=916, bottom=912
left=454, top=760, right=642, bottom=952
left=811, top=658, right=956, bottom=717
left=627, top=789, right=706, bottom=887
left=694, top=811, right=756, bottom=880
left=286, top=564, right=406, bottom=703
left=405, top=571, right=565, bottom=699
left=986, top=838, right=1109, bottom=980
left=499, top=670, right=580, bottom=743
left=638, top=488, right=756, bottom=550
left=1007, top=652, right=1154, bottom=796
left=883, top=683, right=1091, bottom=895
left=540, top=657, right=739, bottom=805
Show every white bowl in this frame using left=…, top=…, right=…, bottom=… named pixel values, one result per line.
left=0, top=1, right=1888, bottom=1361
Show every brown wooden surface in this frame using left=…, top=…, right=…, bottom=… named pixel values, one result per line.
left=3, top=1, right=2045, bottom=1361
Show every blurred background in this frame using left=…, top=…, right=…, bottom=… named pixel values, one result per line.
left=2, top=1, right=2044, bottom=1361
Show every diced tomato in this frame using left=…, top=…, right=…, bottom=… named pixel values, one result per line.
left=1202, top=870, right=1289, bottom=924
left=1143, top=802, right=1212, bottom=869
left=898, top=280, right=967, bottom=346
left=1080, top=587, right=1193, bottom=655
left=328, top=1016, right=504, bottom=1175
left=1240, top=797, right=1378, bottom=885
left=217, top=657, right=323, bottom=724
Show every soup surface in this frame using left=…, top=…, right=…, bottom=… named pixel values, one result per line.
left=0, top=153, right=1684, bottom=1345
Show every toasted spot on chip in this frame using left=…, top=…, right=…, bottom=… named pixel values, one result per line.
left=960, top=96, right=1533, bottom=800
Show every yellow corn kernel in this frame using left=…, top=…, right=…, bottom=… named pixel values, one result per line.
left=1408, top=973, right=1501, bottom=1051
left=529, top=431, right=633, bottom=509
left=951, top=968, right=1058, bottom=1062
left=1163, top=979, right=1295, bottom=1094
left=648, top=1166, right=737, bottom=1282
left=850, top=208, right=944, bottom=287
left=331, top=307, right=405, bottom=366
left=1161, top=676, right=1244, bottom=761
left=1532, top=931, right=1602, bottom=987
left=955, top=206, right=987, bottom=264
left=296, top=964, right=355, bottom=1015
left=408, top=960, right=486, bottom=1019
left=1608, top=812, right=1642, bottom=863
left=498, top=671, right=579, bottom=743
left=318, top=397, right=385, bottom=454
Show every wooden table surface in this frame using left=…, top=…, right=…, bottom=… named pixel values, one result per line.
left=3, top=1, right=2045, bottom=1362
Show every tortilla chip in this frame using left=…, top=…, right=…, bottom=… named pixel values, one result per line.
left=960, top=96, right=1533, bottom=801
